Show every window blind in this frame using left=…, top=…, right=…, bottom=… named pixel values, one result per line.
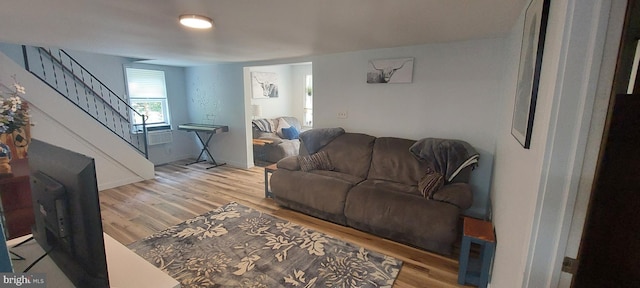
left=125, top=68, right=167, bottom=99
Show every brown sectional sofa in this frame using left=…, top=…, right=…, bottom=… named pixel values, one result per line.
left=270, top=129, right=478, bottom=255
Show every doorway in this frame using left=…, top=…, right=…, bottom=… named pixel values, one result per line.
left=573, top=0, right=640, bottom=286
left=244, top=62, right=312, bottom=167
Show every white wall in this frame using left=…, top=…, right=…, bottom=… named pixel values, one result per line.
left=313, top=39, right=508, bottom=218
left=185, top=64, right=250, bottom=168
left=490, top=7, right=543, bottom=286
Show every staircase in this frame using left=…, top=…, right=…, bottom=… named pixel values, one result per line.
left=0, top=45, right=154, bottom=190
left=21, top=46, right=149, bottom=158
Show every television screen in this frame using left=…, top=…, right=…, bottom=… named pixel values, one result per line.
left=28, top=139, right=109, bottom=287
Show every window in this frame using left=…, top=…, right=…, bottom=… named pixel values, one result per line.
left=125, top=68, right=170, bottom=129
left=303, top=74, right=313, bottom=127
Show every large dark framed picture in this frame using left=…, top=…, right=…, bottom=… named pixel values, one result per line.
left=511, top=0, right=550, bottom=149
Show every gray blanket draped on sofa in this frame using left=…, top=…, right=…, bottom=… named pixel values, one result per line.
left=409, top=138, right=479, bottom=182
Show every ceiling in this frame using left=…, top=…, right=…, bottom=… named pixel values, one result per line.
left=0, top=0, right=527, bottom=66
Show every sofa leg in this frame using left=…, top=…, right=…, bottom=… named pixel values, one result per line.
left=264, top=164, right=277, bottom=198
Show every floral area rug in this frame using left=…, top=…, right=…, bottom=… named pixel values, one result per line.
left=128, top=202, right=403, bottom=287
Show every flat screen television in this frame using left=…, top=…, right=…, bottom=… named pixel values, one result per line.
left=28, top=139, right=109, bottom=287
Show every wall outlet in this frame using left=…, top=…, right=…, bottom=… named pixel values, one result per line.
left=337, top=111, right=348, bottom=119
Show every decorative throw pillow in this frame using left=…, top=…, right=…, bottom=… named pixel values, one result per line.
left=281, top=126, right=300, bottom=140
left=276, top=117, right=291, bottom=138
left=418, top=168, right=444, bottom=199
left=298, top=151, right=334, bottom=172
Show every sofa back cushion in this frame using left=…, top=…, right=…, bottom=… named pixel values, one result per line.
left=280, top=117, right=302, bottom=131
left=319, top=133, right=376, bottom=179
left=368, top=137, right=432, bottom=185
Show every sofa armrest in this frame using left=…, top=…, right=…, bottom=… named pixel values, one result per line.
left=277, top=156, right=300, bottom=171
left=431, top=183, right=473, bottom=210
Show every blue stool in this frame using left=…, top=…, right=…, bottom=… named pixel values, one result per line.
left=458, top=217, right=496, bottom=288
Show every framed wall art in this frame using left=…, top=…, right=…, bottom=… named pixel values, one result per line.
left=251, top=71, right=279, bottom=99
left=366, top=58, right=414, bottom=84
left=511, top=0, right=550, bottom=149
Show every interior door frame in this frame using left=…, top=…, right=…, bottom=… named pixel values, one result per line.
left=563, top=0, right=640, bottom=287
left=520, top=0, right=626, bottom=287
left=558, top=0, right=628, bottom=285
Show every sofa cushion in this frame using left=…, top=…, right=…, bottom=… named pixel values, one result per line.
left=319, top=133, right=376, bottom=179
left=276, top=117, right=292, bottom=138
left=345, top=182, right=460, bottom=255
left=310, top=170, right=364, bottom=185
left=367, top=137, right=432, bottom=186
left=431, top=183, right=473, bottom=209
left=263, top=139, right=300, bottom=163
left=280, top=116, right=302, bottom=131
left=271, top=169, right=353, bottom=225
left=352, top=179, right=421, bottom=196
left=277, top=156, right=300, bottom=170
left=298, top=151, right=334, bottom=172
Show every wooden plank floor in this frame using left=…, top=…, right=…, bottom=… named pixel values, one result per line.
left=99, top=159, right=472, bottom=287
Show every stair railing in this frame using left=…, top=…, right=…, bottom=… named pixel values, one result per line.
left=22, top=46, right=148, bottom=158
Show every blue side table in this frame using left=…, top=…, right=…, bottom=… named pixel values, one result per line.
left=458, top=217, right=496, bottom=288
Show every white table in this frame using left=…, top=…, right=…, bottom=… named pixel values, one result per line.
left=7, top=234, right=180, bottom=288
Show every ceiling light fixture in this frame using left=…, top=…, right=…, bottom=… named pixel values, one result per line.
left=179, top=14, right=214, bottom=29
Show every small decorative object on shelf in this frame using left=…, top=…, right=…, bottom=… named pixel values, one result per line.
left=0, top=75, right=32, bottom=174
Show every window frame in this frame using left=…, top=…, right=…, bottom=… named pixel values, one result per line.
left=303, top=74, right=313, bottom=127
left=124, top=67, right=171, bottom=132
